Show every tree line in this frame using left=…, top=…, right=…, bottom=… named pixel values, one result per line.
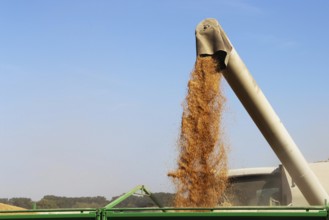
left=0, top=193, right=174, bottom=209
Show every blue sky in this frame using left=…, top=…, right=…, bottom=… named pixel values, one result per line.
left=1, top=0, right=329, bottom=200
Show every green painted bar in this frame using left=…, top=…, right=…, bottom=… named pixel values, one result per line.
left=0, top=207, right=328, bottom=220
left=0, top=209, right=98, bottom=220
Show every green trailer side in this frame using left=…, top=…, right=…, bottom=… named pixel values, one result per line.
left=1, top=207, right=328, bottom=220
left=1, top=187, right=328, bottom=220
left=0, top=209, right=99, bottom=220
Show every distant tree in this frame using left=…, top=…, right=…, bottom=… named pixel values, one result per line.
left=73, top=202, right=102, bottom=208
left=37, top=195, right=109, bottom=209
left=0, top=198, right=9, bottom=204
left=152, top=192, right=174, bottom=207
left=6, top=198, right=33, bottom=209
left=108, top=192, right=174, bottom=208
left=37, top=198, right=59, bottom=209
left=2, top=192, right=174, bottom=209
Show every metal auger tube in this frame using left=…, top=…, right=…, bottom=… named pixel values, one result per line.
left=195, top=18, right=329, bottom=205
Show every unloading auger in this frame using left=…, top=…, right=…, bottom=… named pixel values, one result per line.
left=195, top=18, right=329, bottom=205
left=1, top=18, right=329, bottom=220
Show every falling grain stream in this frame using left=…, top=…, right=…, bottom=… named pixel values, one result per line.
left=168, top=55, right=228, bottom=208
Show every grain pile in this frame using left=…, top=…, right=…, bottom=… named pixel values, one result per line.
left=168, top=55, right=228, bottom=207
left=0, top=203, right=25, bottom=211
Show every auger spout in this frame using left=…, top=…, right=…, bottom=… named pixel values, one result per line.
left=195, top=18, right=329, bottom=205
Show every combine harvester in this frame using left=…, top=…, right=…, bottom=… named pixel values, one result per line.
left=1, top=19, right=328, bottom=220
